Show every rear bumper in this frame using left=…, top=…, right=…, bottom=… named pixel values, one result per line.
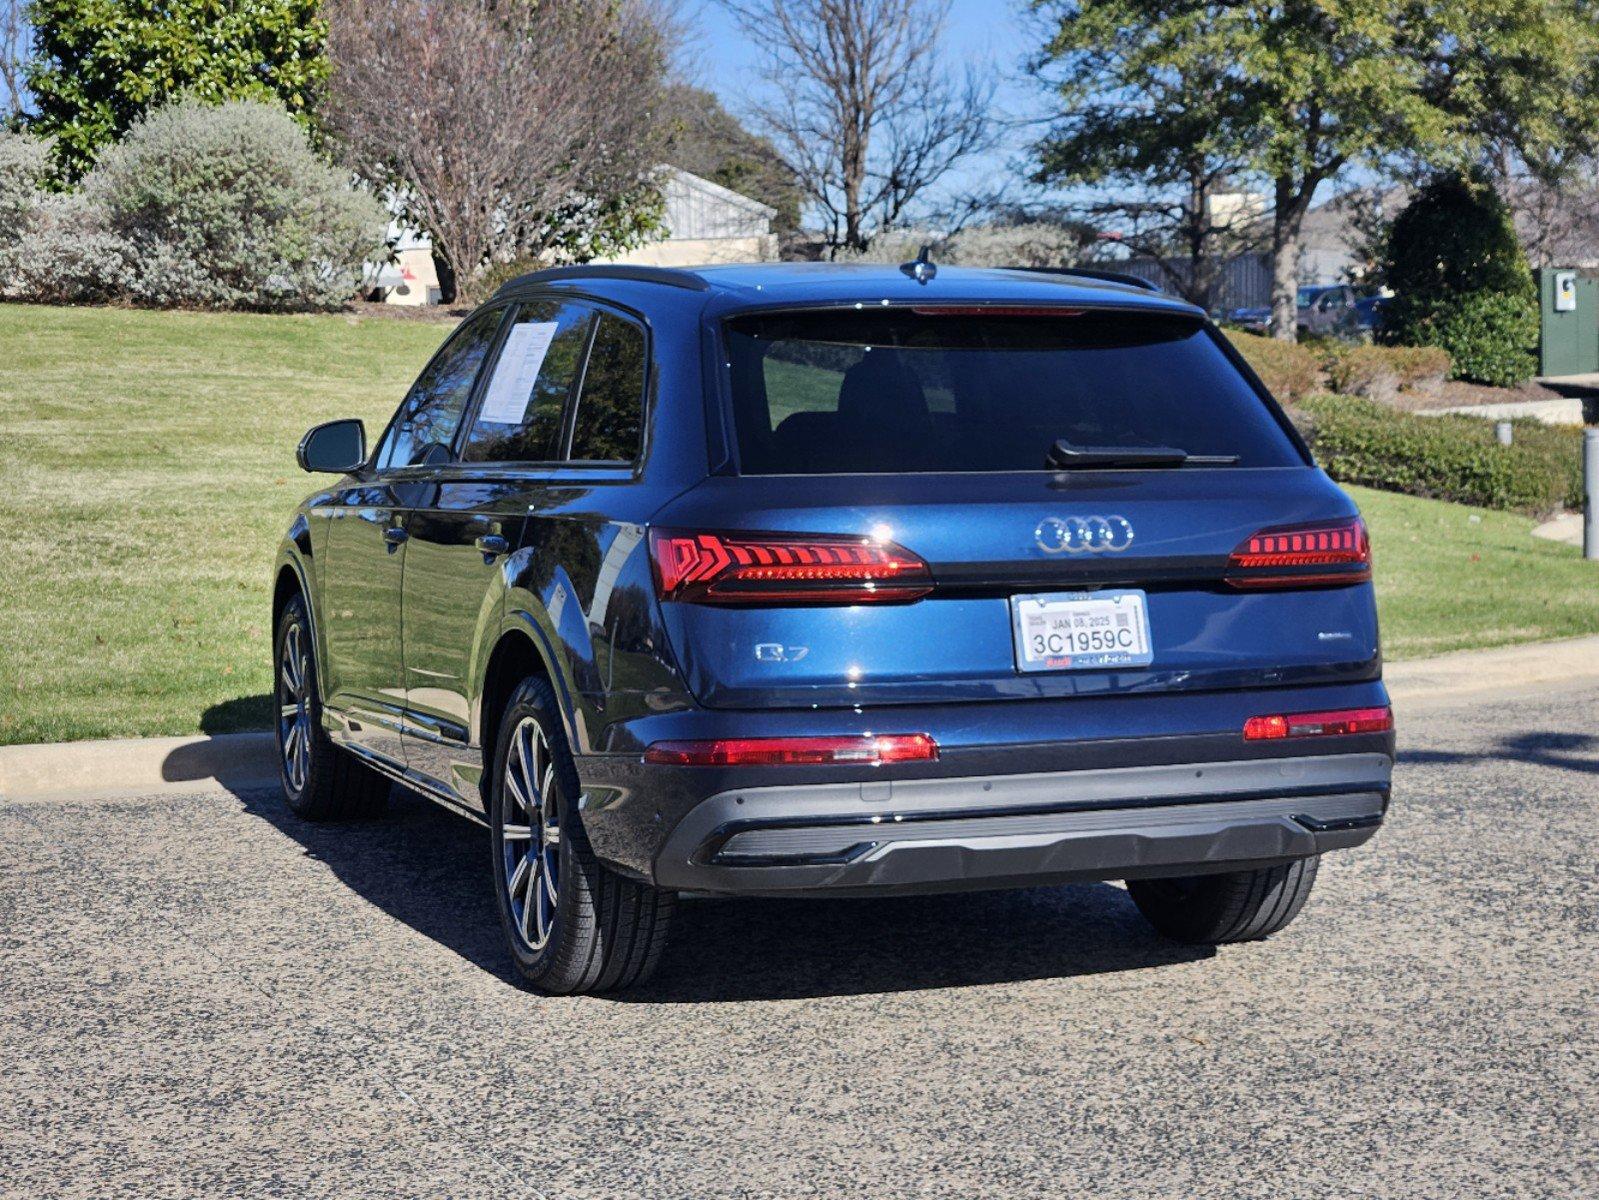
left=608, top=751, right=1391, bottom=897
left=575, top=680, right=1394, bottom=894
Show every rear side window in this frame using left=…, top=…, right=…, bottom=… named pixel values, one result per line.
left=723, top=310, right=1301, bottom=474
left=462, top=299, right=592, bottom=463
left=570, top=312, right=646, bottom=462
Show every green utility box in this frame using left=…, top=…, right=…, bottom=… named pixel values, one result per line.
left=1538, top=267, right=1599, bottom=377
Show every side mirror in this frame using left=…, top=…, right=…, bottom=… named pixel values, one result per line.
left=297, top=419, right=366, bottom=474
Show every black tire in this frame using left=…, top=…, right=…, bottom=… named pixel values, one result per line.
left=489, top=676, right=674, bottom=994
left=1126, top=856, right=1320, bottom=945
left=274, top=594, right=389, bottom=821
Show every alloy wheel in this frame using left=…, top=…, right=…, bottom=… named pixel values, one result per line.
left=502, top=715, right=561, bottom=951
left=278, top=621, right=312, bottom=793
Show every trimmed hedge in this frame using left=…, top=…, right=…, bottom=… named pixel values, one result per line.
left=1322, top=343, right=1451, bottom=401
left=1298, top=395, right=1580, bottom=516
left=1224, top=330, right=1319, bottom=401
left=1428, top=290, right=1539, bottom=388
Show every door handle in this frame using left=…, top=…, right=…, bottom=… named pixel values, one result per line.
left=383, top=526, right=409, bottom=546
left=475, top=534, right=510, bottom=561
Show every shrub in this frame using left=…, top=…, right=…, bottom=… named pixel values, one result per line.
left=1383, top=174, right=1532, bottom=299
left=1299, top=395, right=1574, bottom=515
left=3, top=194, right=137, bottom=305
left=1224, top=329, right=1319, bottom=401
left=0, top=132, right=52, bottom=246
left=1385, top=345, right=1453, bottom=391
left=1503, top=417, right=1586, bottom=510
left=1379, top=174, right=1538, bottom=387
left=941, top=222, right=1084, bottom=268
left=79, top=96, right=388, bottom=310
left=1427, top=291, right=1540, bottom=388
left=831, top=222, right=1084, bottom=269
left=477, top=256, right=542, bottom=298
left=1322, top=343, right=1452, bottom=400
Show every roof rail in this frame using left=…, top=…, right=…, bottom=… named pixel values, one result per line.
left=492, top=264, right=711, bottom=295
left=1009, top=266, right=1161, bottom=293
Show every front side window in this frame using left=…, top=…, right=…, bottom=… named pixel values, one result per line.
left=570, top=312, right=647, bottom=462
left=375, top=307, right=503, bottom=469
left=723, top=309, right=1302, bottom=475
left=462, top=299, right=593, bottom=463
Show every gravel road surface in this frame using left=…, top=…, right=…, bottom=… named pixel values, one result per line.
left=3, top=686, right=1595, bottom=1199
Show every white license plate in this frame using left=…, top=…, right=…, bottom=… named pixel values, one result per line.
left=1009, top=590, right=1154, bottom=672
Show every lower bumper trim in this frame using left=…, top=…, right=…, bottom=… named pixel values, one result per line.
left=651, top=753, right=1391, bottom=896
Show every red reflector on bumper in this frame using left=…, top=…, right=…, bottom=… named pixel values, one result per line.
left=643, top=734, right=938, bottom=766
left=1244, top=706, right=1393, bottom=741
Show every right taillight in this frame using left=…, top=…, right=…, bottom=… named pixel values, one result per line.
left=1225, top=517, right=1371, bottom=589
left=1243, top=706, right=1393, bottom=740
left=649, top=528, right=933, bottom=605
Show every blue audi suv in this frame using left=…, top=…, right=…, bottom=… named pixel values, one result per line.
left=275, top=261, right=1393, bottom=993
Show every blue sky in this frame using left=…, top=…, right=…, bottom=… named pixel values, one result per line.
left=684, top=1, right=1047, bottom=213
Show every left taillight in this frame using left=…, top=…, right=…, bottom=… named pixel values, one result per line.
left=1225, top=516, right=1371, bottom=589
left=649, top=528, right=933, bottom=605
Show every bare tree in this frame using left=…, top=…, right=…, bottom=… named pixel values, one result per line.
left=1, top=0, right=27, bottom=122
left=721, top=0, right=994, bottom=252
left=324, top=0, right=675, bottom=301
left=1071, top=183, right=1266, bottom=312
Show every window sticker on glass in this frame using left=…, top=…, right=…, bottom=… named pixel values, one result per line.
left=478, top=322, right=559, bottom=426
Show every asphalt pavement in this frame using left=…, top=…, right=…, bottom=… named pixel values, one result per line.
left=3, top=685, right=1595, bottom=1199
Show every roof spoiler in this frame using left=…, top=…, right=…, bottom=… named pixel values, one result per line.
left=492, top=264, right=711, bottom=295
left=1008, top=266, right=1161, bottom=293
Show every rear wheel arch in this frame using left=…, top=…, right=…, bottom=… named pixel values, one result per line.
left=479, top=628, right=560, bottom=806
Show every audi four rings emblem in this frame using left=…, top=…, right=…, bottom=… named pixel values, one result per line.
left=1035, top=515, right=1135, bottom=554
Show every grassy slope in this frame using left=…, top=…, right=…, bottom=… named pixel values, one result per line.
left=1352, top=484, right=1599, bottom=659
left=0, top=303, right=1594, bottom=745
left=1, top=304, right=449, bottom=745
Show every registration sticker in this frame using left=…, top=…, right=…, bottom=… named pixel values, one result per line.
left=1009, top=590, right=1154, bottom=672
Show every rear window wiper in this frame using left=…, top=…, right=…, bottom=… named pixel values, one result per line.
left=1046, top=440, right=1240, bottom=470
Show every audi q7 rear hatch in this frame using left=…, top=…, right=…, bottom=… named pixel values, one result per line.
left=650, top=305, right=1377, bottom=709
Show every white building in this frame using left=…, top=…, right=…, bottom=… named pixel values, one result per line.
left=599, top=167, right=778, bottom=267
left=369, top=167, right=777, bottom=306
left=367, top=225, right=442, bottom=307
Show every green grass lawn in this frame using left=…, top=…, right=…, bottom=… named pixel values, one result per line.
left=1, top=304, right=450, bottom=745
left=1, top=302, right=1595, bottom=745
left=1352, top=484, right=1599, bottom=659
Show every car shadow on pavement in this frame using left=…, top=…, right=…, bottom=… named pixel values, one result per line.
left=235, top=784, right=519, bottom=984
left=199, top=694, right=273, bottom=734
left=1400, top=730, right=1599, bottom=776
left=629, top=888, right=1211, bottom=1003
left=236, top=785, right=1212, bottom=1002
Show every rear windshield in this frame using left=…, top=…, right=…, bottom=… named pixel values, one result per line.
left=722, top=309, right=1302, bottom=474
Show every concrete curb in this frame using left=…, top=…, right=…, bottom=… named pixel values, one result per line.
left=1431, top=396, right=1587, bottom=426
left=5, top=636, right=1599, bottom=803
left=1384, top=633, right=1599, bottom=712
left=1531, top=512, right=1583, bottom=546
left=0, top=732, right=279, bottom=804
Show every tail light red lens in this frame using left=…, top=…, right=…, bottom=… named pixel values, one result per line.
left=1226, top=517, right=1371, bottom=588
left=649, top=528, right=933, bottom=605
left=1243, top=706, right=1392, bottom=741
left=643, top=734, right=938, bottom=766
